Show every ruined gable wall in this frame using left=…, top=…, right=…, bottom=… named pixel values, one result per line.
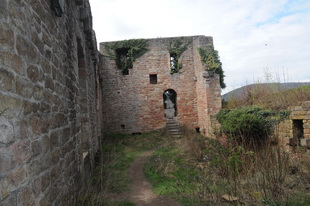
left=100, top=36, right=221, bottom=135
left=0, top=0, right=101, bottom=205
left=100, top=37, right=199, bottom=133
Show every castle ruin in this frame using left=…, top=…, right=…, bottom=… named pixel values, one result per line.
left=100, top=36, right=222, bottom=135
left=0, top=1, right=221, bottom=205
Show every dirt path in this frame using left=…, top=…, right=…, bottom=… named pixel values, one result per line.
left=128, top=150, right=180, bottom=206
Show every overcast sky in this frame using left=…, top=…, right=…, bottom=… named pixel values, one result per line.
left=89, top=0, right=310, bottom=94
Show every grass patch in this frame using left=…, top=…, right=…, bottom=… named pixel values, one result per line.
left=144, top=146, right=206, bottom=204
left=78, top=129, right=310, bottom=206
left=77, top=131, right=172, bottom=205
left=143, top=128, right=310, bottom=205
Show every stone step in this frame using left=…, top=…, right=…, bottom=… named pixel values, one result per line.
left=166, top=121, right=178, bottom=124
left=168, top=129, right=181, bottom=132
left=167, top=122, right=178, bottom=125
left=167, top=125, right=179, bottom=129
left=167, top=123, right=179, bottom=127
left=166, top=118, right=182, bottom=138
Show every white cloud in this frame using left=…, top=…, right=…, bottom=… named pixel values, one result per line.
left=90, top=0, right=310, bottom=94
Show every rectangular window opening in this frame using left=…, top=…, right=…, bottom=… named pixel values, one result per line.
left=116, top=48, right=130, bottom=75
left=170, top=52, right=178, bottom=74
left=149, top=74, right=157, bottom=84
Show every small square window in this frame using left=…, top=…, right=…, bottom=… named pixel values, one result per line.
left=149, top=74, right=157, bottom=84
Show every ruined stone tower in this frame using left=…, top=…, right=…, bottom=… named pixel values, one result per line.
left=100, top=36, right=222, bottom=136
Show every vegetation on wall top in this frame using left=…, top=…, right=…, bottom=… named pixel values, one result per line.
left=169, top=39, right=191, bottom=74
left=198, top=47, right=226, bottom=88
left=104, top=39, right=149, bottom=75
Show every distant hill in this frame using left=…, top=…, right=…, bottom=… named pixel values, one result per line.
left=222, top=82, right=310, bottom=102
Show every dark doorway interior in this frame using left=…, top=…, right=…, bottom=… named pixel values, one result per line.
left=292, top=119, right=304, bottom=146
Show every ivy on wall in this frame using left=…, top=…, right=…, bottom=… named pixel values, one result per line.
left=104, top=39, right=149, bottom=75
left=198, top=47, right=226, bottom=89
left=169, top=39, right=191, bottom=74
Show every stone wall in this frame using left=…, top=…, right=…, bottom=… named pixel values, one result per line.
left=100, top=36, right=221, bottom=135
left=275, top=101, right=310, bottom=152
left=0, top=0, right=101, bottom=205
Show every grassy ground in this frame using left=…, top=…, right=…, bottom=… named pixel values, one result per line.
left=77, top=129, right=310, bottom=206
left=144, top=128, right=310, bottom=206
left=77, top=131, right=172, bottom=206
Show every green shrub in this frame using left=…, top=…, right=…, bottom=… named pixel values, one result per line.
left=216, top=107, right=275, bottom=146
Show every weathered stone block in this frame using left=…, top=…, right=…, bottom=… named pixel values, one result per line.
left=0, top=147, right=15, bottom=173
left=16, top=76, right=33, bottom=99
left=50, top=162, right=62, bottom=180
left=50, top=113, right=67, bottom=129
left=26, top=159, right=47, bottom=177
left=0, top=27, right=14, bottom=50
left=29, top=114, right=48, bottom=135
left=33, top=85, right=43, bottom=100
left=0, top=117, right=15, bottom=144
left=0, top=93, right=22, bottom=118
left=42, top=31, right=52, bottom=48
left=50, top=149, right=61, bottom=165
left=0, top=0, right=8, bottom=20
left=12, top=141, right=31, bottom=164
left=31, top=139, right=42, bottom=157
left=16, top=35, right=37, bottom=62
left=27, top=65, right=40, bottom=82
left=41, top=135, right=51, bottom=153
left=41, top=172, right=51, bottom=192
left=15, top=119, right=31, bottom=140
left=49, top=130, right=59, bottom=146
left=31, top=32, right=44, bottom=55
left=33, top=177, right=41, bottom=197
left=0, top=68, right=15, bottom=92
left=60, top=127, right=71, bottom=145
left=44, top=75, right=55, bottom=91
left=0, top=51, right=25, bottom=75
left=23, top=100, right=40, bottom=115
left=3, top=167, right=26, bottom=193
left=17, top=185, right=35, bottom=206
left=300, top=138, right=310, bottom=148
left=39, top=102, right=51, bottom=113
left=43, top=90, right=54, bottom=103
left=0, top=194, right=16, bottom=206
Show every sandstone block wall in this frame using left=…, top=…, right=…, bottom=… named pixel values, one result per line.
left=0, top=0, right=101, bottom=205
left=100, top=36, right=221, bottom=135
left=275, top=101, right=310, bottom=152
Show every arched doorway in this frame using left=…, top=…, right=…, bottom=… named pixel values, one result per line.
left=163, top=89, right=177, bottom=118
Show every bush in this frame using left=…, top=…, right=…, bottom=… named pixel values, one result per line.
left=216, top=107, right=275, bottom=146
